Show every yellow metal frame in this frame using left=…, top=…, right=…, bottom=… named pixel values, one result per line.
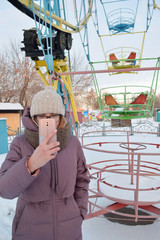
left=18, top=0, right=93, bottom=33
left=105, top=46, right=141, bottom=70
left=99, top=31, right=146, bottom=74
left=34, top=58, right=78, bottom=123
left=153, top=0, right=160, bottom=10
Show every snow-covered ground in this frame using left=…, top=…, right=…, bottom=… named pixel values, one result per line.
left=1, top=120, right=160, bottom=240
left=0, top=154, right=17, bottom=240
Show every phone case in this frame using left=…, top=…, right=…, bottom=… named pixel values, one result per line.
left=39, top=119, right=57, bottom=144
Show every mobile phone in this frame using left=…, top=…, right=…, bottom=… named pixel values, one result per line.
left=39, top=119, right=57, bottom=144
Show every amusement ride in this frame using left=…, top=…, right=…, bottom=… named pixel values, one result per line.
left=5, top=0, right=160, bottom=223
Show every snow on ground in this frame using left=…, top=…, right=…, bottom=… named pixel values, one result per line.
left=81, top=128, right=160, bottom=240
left=1, top=120, right=160, bottom=240
left=82, top=216, right=160, bottom=240
left=0, top=155, right=17, bottom=240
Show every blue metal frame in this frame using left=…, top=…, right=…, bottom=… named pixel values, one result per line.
left=100, top=0, right=140, bottom=34
left=28, top=0, right=67, bottom=72
left=91, top=0, right=100, bottom=36
left=30, top=0, right=93, bottom=68
left=107, top=8, right=135, bottom=34
left=146, top=0, right=154, bottom=31
left=74, top=0, right=91, bottom=62
left=31, top=0, right=56, bottom=72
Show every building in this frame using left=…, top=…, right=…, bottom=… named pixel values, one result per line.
left=0, top=103, right=24, bottom=135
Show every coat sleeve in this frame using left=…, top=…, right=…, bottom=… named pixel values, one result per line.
left=0, top=137, right=38, bottom=199
left=74, top=139, right=90, bottom=219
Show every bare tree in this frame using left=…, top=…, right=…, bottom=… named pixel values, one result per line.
left=69, top=52, right=93, bottom=109
left=0, top=42, right=97, bottom=110
left=85, top=88, right=99, bottom=110
left=0, top=52, right=15, bottom=102
left=70, top=53, right=92, bottom=91
left=0, top=40, right=45, bottom=107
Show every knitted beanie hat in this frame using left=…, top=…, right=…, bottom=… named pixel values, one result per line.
left=30, top=86, right=65, bottom=117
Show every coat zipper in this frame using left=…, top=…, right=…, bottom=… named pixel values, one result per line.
left=51, top=159, right=58, bottom=240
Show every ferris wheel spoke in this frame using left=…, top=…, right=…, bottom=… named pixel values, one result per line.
left=7, top=0, right=93, bottom=33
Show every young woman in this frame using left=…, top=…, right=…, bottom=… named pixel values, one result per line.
left=0, top=86, right=89, bottom=240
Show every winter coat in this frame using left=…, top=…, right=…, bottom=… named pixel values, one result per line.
left=0, top=109, right=90, bottom=240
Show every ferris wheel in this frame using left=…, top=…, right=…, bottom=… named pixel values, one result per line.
left=7, top=0, right=95, bottom=131
left=7, top=0, right=94, bottom=69
left=5, top=0, right=160, bottom=124
left=7, top=0, right=93, bottom=33
left=88, top=0, right=160, bottom=121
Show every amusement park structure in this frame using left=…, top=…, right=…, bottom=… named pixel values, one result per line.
left=82, top=129, right=160, bottom=222
left=6, top=0, right=160, bottom=123
left=7, top=0, right=95, bottom=132
left=88, top=0, right=160, bottom=122
left=5, top=0, right=160, bottom=223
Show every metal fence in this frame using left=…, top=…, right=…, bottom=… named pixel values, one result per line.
left=6, top=119, right=159, bottom=145
left=77, top=120, right=158, bottom=137
left=7, top=126, right=24, bottom=145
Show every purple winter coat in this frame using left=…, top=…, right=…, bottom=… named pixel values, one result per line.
left=0, top=109, right=90, bottom=240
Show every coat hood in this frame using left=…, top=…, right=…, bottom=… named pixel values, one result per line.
left=22, top=107, right=38, bottom=132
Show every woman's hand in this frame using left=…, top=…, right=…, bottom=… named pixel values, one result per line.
left=27, top=130, right=60, bottom=173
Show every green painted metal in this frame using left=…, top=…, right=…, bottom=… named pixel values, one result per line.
left=91, top=58, right=160, bottom=120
